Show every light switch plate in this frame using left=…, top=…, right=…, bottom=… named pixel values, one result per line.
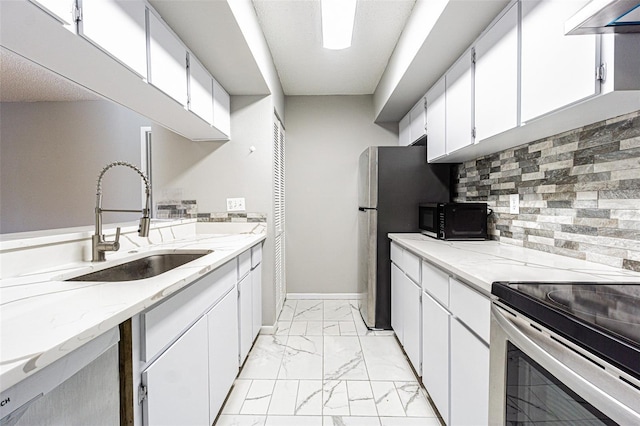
left=509, top=194, right=519, bottom=214
left=227, top=197, right=246, bottom=212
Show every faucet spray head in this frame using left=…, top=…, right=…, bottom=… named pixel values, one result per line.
left=139, top=216, right=151, bottom=237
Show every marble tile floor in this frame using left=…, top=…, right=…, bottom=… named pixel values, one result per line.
left=215, top=299, right=442, bottom=426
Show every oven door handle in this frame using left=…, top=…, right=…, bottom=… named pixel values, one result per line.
left=491, top=304, right=640, bottom=425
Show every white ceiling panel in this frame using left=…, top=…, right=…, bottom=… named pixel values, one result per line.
left=253, top=0, right=416, bottom=95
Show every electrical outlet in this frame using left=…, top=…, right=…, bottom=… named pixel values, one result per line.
left=226, top=197, right=246, bottom=212
left=509, top=194, right=520, bottom=215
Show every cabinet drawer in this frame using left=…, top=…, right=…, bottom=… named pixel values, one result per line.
left=238, top=249, right=251, bottom=279
left=390, top=242, right=403, bottom=265
left=251, top=243, right=262, bottom=269
left=401, top=250, right=420, bottom=284
left=449, top=278, right=490, bottom=343
left=141, top=260, right=236, bottom=362
left=421, top=261, right=449, bottom=307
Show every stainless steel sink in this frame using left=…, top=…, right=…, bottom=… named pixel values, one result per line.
left=67, top=250, right=213, bottom=282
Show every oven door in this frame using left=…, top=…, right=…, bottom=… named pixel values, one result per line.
left=489, top=303, right=640, bottom=425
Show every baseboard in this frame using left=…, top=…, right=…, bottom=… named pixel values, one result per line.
left=286, top=293, right=363, bottom=300
left=259, top=324, right=277, bottom=335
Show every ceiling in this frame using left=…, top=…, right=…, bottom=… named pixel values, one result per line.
left=252, top=0, right=416, bottom=95
left=0, top=47, right=100, bottom=102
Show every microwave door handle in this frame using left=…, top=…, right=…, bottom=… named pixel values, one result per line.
left=491, top=305, right=640, bottom=425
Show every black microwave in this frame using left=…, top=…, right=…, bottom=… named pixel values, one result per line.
left=419, top=202, right=488, bottom=240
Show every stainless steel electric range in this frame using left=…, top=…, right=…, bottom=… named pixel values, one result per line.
left=489, top=282, right=640, bottom=425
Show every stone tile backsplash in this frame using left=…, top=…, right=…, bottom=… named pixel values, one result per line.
left=454, top=110, right=640, bottom=272
left=155, top=199, right=266, bottom=223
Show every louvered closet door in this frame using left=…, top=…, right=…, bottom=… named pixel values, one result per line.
left=274, top=116, right=286, bottom=316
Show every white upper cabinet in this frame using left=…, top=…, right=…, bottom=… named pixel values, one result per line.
left=445, top=49, right=474, bottom=154
left=188, top=54, right=214, bottom=125
left=79, top=0, right=147, bottom=78
left=213, top=78, right=231, bottom=138
left=29, top=0, right=74, bottom=25
left=521, top=0, right=599, bottom=123
left=409, top=97, right=427, bottom=143
left=398, top=112, right=411, bottom=146
left=426, top=76, right=446, bottom=162
left=474, top=2, right=519, bottom=141
left=148, top=9, right=188, bottom=107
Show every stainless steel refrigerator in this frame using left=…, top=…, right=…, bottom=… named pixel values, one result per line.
left=357, top=145, right=451, bottom=329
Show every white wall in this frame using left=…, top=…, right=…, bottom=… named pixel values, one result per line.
left=0, top=101, right=150, bottom=233
left=152, top=95, right=278, bottom=325
left=284, top=95, right=397, bottom=295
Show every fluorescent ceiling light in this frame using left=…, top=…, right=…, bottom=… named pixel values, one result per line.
left=322, top=0, right=357, bottom=50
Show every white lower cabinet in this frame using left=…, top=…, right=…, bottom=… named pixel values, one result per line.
left=142, top=316, right=209, bottom=426
left=207, top=288, right=239, bottom=423
left=450, top=318, right=489, bottom=426
left=251, top=262, right=263, bottom=339
left=391, top=263, right=404, bottom=343
left=403, top=277, right=421, bottom=374
left=238, top=273, right=253, bottom=365
left=422, top=291, right=450, bottom=425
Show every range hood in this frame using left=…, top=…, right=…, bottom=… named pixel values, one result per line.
left=566, top=0, right=640, bottom=34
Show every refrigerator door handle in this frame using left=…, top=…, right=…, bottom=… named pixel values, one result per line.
left=359, top=207, right=377, bottom=211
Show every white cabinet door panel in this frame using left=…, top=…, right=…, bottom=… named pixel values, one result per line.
left=213, top=78, right=231, bottom=137
left=148, top=10, right=188, bottom=106
left=426, top=77, right=446, bottom=162
left=521, top=0, right=598, bottom=123
left=208, top=288, right=239, bottom=423
left=403, top=279, right=421, bottom=374
left=400, top=249, right=420, bottom=285
left=142, top=316, right=209, bottom=426
left=422, top=291, right=450, bottom=425
left=446, top=49, right=474, bottom=154
left=238, top=249, right=252, bottom=280
left=238, top=274, right=253, bottom=365
left=450, top=318, right=489, bottom=426
left=142, top=260, right=236, bottom=363
left=409, top=97, right=426, bottom=143
left=391, top=263, right=404, bottom=342
left=251, top=243, right=263, bottom=269
left=188, top=54, right=214, bottom=125
left=399, top=112, right=411, bottom=146
left=251, top=263, right=262, bottom=340
left=79, top=0, right=147, bottom=78
left=475, top=2, right=518, bottom=141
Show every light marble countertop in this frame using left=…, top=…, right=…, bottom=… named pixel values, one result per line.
left=0, top=231, right=266, bottom=392
left=388, top=233, right=640, bottom=296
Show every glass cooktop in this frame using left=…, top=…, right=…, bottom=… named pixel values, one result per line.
left=492, top=282, right=640, bottom=379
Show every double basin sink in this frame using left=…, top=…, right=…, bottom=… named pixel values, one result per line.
left=67, top=250, right=213, bottom=282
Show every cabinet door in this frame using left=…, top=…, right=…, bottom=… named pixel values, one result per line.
left=409, top=97, right=426, bottom=143
left=148, top=10, right=188, bottom=106
left=251, top=263, right=262, bottom=340
left=422, top=292, right=450, bottom=425
left=213, top=78, right=231, bottom=137
left=399, top=112, right=411, bottom=146
left=29, top=0, right=74, bottom=25
left=450, top=318, right=489, bottom=426
left=188, top=54, right=214, bottom=125
left=446, top=49, right=474, bottom=154
left=79, top=0, right=147, bottom=78
left=208, top=289, right=239, bottom=423
left=426, top=77, right=446, bottom=162
left=521, top=0, right=598, bottom=123
left=403, top=278, right=421, bottom=374
left=391, top=263, right=404, bottom=342
left=475, top=2, right=518, bottom=141
left=238, top=274, right=253, bottom=365
left=142, top=316, right=209, bottom=426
